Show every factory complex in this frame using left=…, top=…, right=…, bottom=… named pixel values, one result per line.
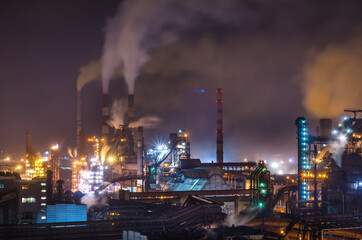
left=1, top=87, right=362, bottom=240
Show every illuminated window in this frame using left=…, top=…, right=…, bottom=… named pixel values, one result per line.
left=41, top=203, right=46, bottom=206
left=41, top=189, right=46, bottom=192
left=22, top=197, right=36, bottom=203
left=0, top=184, right=4, bottom=189
left=22, top=185, right=29, bottom=190
left=41, top=183, right=46, bottom=186
left=41, top=197, right=46, bottom=200
left=41, top=216, right=46, bottom=220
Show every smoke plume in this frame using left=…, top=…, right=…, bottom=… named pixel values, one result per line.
left=67, top=147, right=77, bottom=158
left=129, top=116, right=162, bottom=128
left=80, top=193, right=108, bottom=211
left=302, top=35, right=362, bottom=118
left=77, top=60, right=102, bottom=92
left=107, top=98, right=127, bottom=128
left=101, top=0, right=241, bottom=94
left=222, top=207, right=259, bottom=227
left=107, top=98, right=162, bottom=129
left=77, top=59, right=123, bottom=92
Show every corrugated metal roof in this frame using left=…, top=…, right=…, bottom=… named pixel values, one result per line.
left=167, top=178, right=208, bottom=191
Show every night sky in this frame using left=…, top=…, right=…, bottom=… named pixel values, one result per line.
left=1, top=0, right=361, bottom=173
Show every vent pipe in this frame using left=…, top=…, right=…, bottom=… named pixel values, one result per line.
left=127, top=94, right=135, bottom=125
left=216, top=88, right=224, bottom=163
left=102, top=94, right=110, bottom=142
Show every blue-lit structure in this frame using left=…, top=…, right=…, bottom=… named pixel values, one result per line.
left=296, top=117, right=312, bottom=201
left=44, top=204, right=87, bottom=223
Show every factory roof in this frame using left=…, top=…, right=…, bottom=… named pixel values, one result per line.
left=167, top=178, right=208, bottom=191
left=182, top=167, right=223, bottom=178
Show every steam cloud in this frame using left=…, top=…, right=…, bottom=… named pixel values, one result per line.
left=67, top=147, right=77, bottom=158
left=107, top=99, right=162, bottom=129
left=302, top=35, right=362, bottom=118
left=107, top=99, right=128, bottom=129
left=77, top=59, right=123, bottom=92
left=222, top=206, right=259, bottom=227
left=129, top=116, right=162, bottom=128
left=101, top=0, right=240, bottom=94
left=80, top=193, right=108, bottom=211
left=76, top=60, right=102, bottom=92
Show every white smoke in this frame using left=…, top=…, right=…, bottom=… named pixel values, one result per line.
left=129, top=116, right=162, bottom=128
left=329, top=134, right=348, bottom=167
left=77, top=59, right=123, bottom=92
left=222, top=207, right=259, bottom=227
left=101, top=0, right=241, bottom=94
left=107, top=98, right=127, bottom=129
left=80, top=193, right=108, bottom=211
left=67, top=147, right=77, bottom=158
left=107, top=99, right=162, bottom=129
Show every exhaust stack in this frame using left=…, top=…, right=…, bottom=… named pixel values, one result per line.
left=216, top=88, right=224, bottom=164
left=76, top=91, right=82, bottom=153
left=79, top=130, right=85, bottom=157
left=137, top=127, right=144, bottom=176
left=102, top=94, right=110, bottom=142
left=127, top=94, right=135, bottom=125
left=26, top=130, right=31, bottom=156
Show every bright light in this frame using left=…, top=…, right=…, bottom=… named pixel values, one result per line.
left=288, top=158, right=293, bottom=163
left=157, top=145, right=163, bottom=150
left=277, top=170, right=283, bottom=175
left=51, top=144, right=59, bottom=150
left=108, top=157, right=114, bottom=163
left=339, top=134, right=347, bottom=142
left=332, top=129, right=339, bottom=135
left=271, top=162, right=279, bottom=168
left=346, top=128, right=353, bottom=134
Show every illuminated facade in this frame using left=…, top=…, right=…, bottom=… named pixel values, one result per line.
left=296, top=117, right=312, bottom=201
left=72, top=157, right=87, bottom=192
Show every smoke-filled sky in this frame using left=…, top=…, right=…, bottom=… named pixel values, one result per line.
left=0, top=0, right=361, bottom=173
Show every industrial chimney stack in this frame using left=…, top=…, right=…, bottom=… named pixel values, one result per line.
left=26, top=130, right=32, bottom=156
left=76, top=91, right=82, bottom=152
left=127, top=94, right=135, bottom=125
left=216, top=88, right=224, bottom=163
left=102, top=94, right=110, bottom=142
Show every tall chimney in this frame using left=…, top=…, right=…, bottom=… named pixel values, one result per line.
left=127, top=94, right=135, bottom=125
left=76, top=91, right=82, bottom=151
left=216, top=88, right=224, bottom=163
left=102, top=94, right=110, bottom=142
left=319, top=118, right=332, bottom=139
left=26, top=130, right=31, bottom=155
left=79, top=130, right=85, bottom=157
left=137, top=127, right=144, bottom=176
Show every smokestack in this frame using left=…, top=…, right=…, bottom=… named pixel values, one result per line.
left=102, top=94, right=110, bottom=141
left=216, top=88, right=223, bottom=164
left=79, top=130, right=85, bottom=157
left=76, top=91, right=82, bottom=151
left=26, top=130, right=31, bottom=155
left=137, top=127, right=144, bottom=176
left=319, top=118, right=332, bottom=139
left=127, top=94, right=135, bottom=125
